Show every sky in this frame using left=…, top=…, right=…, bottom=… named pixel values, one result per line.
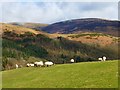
left=0, top=0, right=119, bottom=24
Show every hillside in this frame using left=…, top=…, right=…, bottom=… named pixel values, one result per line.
left=49, top=32, right=119, bottom=47
left=2, top=31, right=119, bottom=70
left=1, top=18, right=119, bottom=70
left=10, top=22, right=48, bottom=30
left=42, top=18, right=120, bottom=36
left=2, top=60, right=118, bottom=88
left=1, top=23, right=46, bottom=35
left=1, top=22, right=119, bottom=70
left=67, top=33, right=119, bottom=46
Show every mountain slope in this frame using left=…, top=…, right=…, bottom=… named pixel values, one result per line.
left=1, top=23, right=43, bottom=34
left=42, top=18, right=120, bottom=36
left=2, top=30, right=119, bottom=70
left=1, top=21, right=119, bottom=70
left=10, top=22, right=48, bottom=31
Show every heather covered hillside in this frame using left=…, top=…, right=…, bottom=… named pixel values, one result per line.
left=42, top=18, right=119, bottom=37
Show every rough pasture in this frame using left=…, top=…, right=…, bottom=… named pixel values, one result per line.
left=2, top=60, right=118, bottom=88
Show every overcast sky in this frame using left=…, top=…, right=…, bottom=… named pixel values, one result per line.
left=0, top=1, right=118, bottom=24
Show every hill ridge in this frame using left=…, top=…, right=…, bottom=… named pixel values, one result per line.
left=42, top=18, right=119, bottom=36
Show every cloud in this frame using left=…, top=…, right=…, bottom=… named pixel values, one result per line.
left=0, top=0, right=119, bottom=2
left=1, top=2, right=118, bottom=24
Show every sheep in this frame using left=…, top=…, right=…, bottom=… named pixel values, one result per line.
left=27, top=63, right=35, bottom=67
left=34, top=61, right=44, bottom=67
left=98, top=58, right=103, bottom=61
left=15, top=64, right=18, bottom=69
left=29, top=64, right=34, bottom=67
left=44, top=61, right=54, bottom=67
left=27, top=63, right=34, bottom=67
left=27, top=63, right=30, bottom=67
left=70, top=59, right=75, bottom=63
left=103, top=56, right=106, bottom=61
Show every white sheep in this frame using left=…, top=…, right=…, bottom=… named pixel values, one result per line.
left=98, top=58, right=103, bottom=61
left=44, top=61, right=54, bottom=67
left=15, top=64, right=18, bottom=69
left=103, top=56, right=106, bottom=61
left=34, top=61, right=44, bottom=67
left=27, top=63, right=35, bottom=67
left=27, top=63, right=30, bottom=67
left=29, top=64, right=34, bottom=67
left=70, top=59, right=75, bottom=63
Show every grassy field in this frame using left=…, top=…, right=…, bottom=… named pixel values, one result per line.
left=2, top=60, right=118, bottom=88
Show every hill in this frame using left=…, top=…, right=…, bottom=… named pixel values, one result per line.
left=49, top=32, right=119, bottom=47
left=1, top=22, right=119, bottom=70
left=2, top=60, right=118, bottom=88
left=10, top=22, right=48, bottom=31
left=0, top=20, right=119, bottom=70
left=1, top=23, right=46, bottom=35
left=2, top=31, right=119, bottom=70
left=67, top=33, right=119, bottom=46
left=42, top=18, right=120, bottom=37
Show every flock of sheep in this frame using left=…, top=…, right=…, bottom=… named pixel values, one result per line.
left=15, top=56, right=107, bottom=69
left=27, top=61, right=54, bottom=67
left=15, top=61, right=54, bottom=69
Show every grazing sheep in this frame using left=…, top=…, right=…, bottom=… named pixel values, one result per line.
left=98, top=58, right=103, bottom=61
left=103, top=56, right=106, bottom=61
left=27, top=63, right=30, bottom=67
left=70, top=59, right=75, bottom=63
left=27, top=63, right=35, bottom=67
left=34, top=61, right=44, bottom=67
left=29, top=64, right=34, bottom=67
left=15, top=64, right=18, bottom=69
left=44, top=61, right=54, bottom=67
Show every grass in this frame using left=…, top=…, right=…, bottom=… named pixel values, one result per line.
left=68, top=33, right=109, bottom=38
left=2, top=60, right=118, bottom=88
left=2, top=23, right=44, bottom=35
